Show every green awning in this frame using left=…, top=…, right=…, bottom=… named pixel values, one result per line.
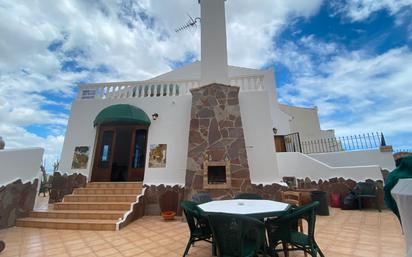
left=94, top=104, right=151, bottom=127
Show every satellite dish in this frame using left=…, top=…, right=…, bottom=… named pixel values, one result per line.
left=175, top=14, right=201, bottom=33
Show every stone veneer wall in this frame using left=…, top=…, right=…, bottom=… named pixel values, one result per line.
left=49, top=172, right=87, bottom=203
left=144, top=185, right=185, bottom=215
left=185, top=84, right=251, bottom=199
left=144, top=183, right=287, bottom=216
left=0, top=179, right=38, bottom=229
left=294, top=177, right=385, bottom=207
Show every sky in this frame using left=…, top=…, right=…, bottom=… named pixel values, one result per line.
left=0, top=0, right=411, bottom=171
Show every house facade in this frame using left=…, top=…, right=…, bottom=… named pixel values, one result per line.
left=59, top=0, right=394, bottom=192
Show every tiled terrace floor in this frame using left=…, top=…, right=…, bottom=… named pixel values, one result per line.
left=0, top=208, right=405, bottom=257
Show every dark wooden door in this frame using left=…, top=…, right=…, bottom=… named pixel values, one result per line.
left=91, top=125, right=148, bottom=182
left=274, top=136, right=286, bottom=152
left=92, top=126, right=116, bottom=181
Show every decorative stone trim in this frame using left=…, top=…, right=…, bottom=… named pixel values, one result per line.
left=48, top=172, right=87, bottom=203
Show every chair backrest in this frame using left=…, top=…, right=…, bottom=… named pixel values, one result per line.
left=181, top=201, right=211, bottom=236
left=192, top=192, right=213, bottom=204
left=266, top=201, right=319, bottom=245
left=356, top=182, right=377, bottom=195
left=207, top=213, right=265, bottom=257
left=181, top=201, right=200, bottom=233
left=234, top=193, right=263, bottom=200
left=281, top=191, right=302, bottom=206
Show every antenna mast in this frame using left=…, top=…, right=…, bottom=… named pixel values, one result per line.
left=175, top=14, right=201, bottom=33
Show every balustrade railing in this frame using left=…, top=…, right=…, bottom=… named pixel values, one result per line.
left=77, top=75, right=264, bottom=100
left=301, top=132, right=386, bottom=154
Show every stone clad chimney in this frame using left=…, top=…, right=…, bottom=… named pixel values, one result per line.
left=199, top=0, right=229, bottom=86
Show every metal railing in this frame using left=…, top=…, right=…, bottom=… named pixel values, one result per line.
left=301, top=132, right=386, bottom=154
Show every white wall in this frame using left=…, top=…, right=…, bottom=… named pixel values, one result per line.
left=264, top=69, right=291, bottom=136
left=309, top=149, right=396, bottom=171
left=59, top=96, right=192, bottom=185
left=279, top=104, right=335, bottom=140
left=239, top=91, right=281, bottom=184
left=0, top=147, right=44, bottom=186
left=200, top=0, right=229, bottom=85
left=276, top=152, right=383, bottom=181
left=152, top=62, right=265, bottom=82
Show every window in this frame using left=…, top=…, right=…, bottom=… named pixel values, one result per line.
left=99, top=130, right=114, bottom=168
left=132, top=129, right=147, bottom=168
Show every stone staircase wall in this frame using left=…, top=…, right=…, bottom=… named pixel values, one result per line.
left=16, top=182, right=144, bottom=231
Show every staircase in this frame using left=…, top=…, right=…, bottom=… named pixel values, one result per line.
left=16, top=182, right=145, bottom=231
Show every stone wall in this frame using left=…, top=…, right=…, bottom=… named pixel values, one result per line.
left=0, top=179, right=38, bottom=229
left=294, top=177, right=385, bottom=207
left=49, top=172, right=87, bottom=203
left=185, top=84, right=251, bottom=199
left=200, top=183, right=288, bottom=200
left=144, top=184, right=185, bottom=216
left=144, top=183, right=287, bottom=215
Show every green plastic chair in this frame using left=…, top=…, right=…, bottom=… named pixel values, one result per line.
left=234, top=193, right=263, bottom=200
left=181, top=201, right=213, bottom=257
left=354, top=182, right=381, bottom=212
left=207, top=212, right=267, bottom=257
left=265, top=201, right=325, bottom=257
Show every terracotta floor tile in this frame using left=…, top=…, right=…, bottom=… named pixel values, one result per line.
left=94, top=247, right=120, bottom=257
left=1, top=209, right=407, bottom=257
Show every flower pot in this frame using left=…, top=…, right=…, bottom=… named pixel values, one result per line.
left=161, top=211, right=176, bottom=221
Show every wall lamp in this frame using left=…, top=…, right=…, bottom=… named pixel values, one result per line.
left=272, top=127, right=278, bottom=135
left=152, top=113, right=159, bottom=120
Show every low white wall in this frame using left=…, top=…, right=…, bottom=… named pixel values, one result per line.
left=309, top=149, right=396, bottom=171
left=239, top=91, right=281, bottom=184
left=276, top=152, right=383, bottom=181
left=0, top=147, right=44, bottom=186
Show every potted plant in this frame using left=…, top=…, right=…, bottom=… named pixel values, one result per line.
left=161, top=211, right=176, bottom=221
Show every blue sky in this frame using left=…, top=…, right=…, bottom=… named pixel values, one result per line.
left=0, top=0, right=411, bottom=170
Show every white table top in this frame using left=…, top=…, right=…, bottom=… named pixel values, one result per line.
left=198, top=199, right=290, bottom=215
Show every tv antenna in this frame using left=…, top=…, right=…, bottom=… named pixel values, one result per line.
left=175, top=14, right=201, bottom=33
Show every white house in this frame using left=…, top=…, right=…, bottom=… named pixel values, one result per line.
left=59, top=0, right=395, bottom=190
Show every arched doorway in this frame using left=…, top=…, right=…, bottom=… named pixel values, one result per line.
left=91, top=104, right=151, bottom=182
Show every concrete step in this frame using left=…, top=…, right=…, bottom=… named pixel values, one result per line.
left=54, top=202, right=131, bottom=211
left=64, top=194, right=138, bottom=202
left=16, top=217, right=118, bottom=231
left=86, top=182, right=143, bottom=189
left=73, top=188, right=141, bottom=195
left=30, top=210, right=124, bottom=220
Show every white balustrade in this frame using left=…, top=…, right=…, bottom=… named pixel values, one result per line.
left=78, top=75, right=264, bottom=100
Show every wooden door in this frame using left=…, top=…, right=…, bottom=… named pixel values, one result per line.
left=91, top=125, right=148, bottom=182
left=91, top=126, right=116, bottom=182
left=274, top=136, right=286, bottom=152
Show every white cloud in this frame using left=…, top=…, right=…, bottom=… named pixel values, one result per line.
left=331, top=0, right=412, bottom=21
left=278, top=45, right=412, bottom=138
left=0, top=0, right=325, bottom=170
